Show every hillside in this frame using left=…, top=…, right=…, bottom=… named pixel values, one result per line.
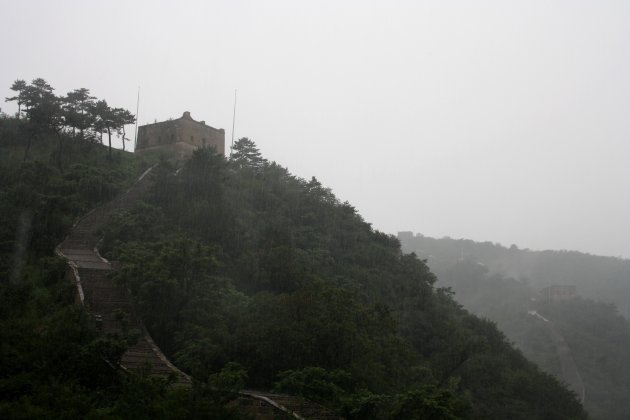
left=97, top=139, right=586, bottom=419
left=398, top=232, right=630, bottom=318
left=0, top=110, right=587, bottom=418
left=399, top=233, right=630, bottom=419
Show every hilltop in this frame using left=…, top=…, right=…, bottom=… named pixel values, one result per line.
left=0, top=105, right=587, bottom=418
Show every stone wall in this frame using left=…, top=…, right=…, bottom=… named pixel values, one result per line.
left=540, top=285, right=577, bottom=303
left=136, top=111, right=225, bottom=158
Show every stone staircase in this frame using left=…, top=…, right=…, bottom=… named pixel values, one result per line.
left=55, top=164, right=342, bottom=418
left=238, top=392, right=342, bottom=420
left=56, top=166, right=189, bottom=384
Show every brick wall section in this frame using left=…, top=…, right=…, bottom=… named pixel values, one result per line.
left=540, top=285, right=577, bottom=303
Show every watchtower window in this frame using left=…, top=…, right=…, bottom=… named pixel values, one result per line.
left=190, top=135, right=194, bottom=143
left=202, top=138, right=207, bottom=147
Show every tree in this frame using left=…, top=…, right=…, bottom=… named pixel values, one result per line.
left=230, top=137, right=266, bottom=169
left=111, top=107, right=136, bottom=152
left=19, top=78, right=55, bottom=132
left=91, top=100, right=135, bottom=158
left=64, top=88, right=96, bottom=143
left=21, top=78, right=55, bottom=120
left=389, top=387, right=471, bottom=420
left=91, top=100, right=111, bottom=151
left=5, top=79, right=27, bottom=119
left=18, top=78, right=61, bottom=161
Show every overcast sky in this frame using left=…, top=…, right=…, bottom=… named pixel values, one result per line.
left=2, top=0, right=629, bottom=258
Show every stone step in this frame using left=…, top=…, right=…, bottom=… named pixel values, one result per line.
left=59, top=167, right=189, bottom=383
left=245, top=392, right=342, bottom=419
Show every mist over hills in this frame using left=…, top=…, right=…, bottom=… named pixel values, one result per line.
left=399, top=232, right=630, bottom=419
left=399, top=232, right=630, bottom=318
left=3, top=2, right=629, bottom=417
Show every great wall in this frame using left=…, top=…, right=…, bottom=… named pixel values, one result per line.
left=528, top=310, right=586, bottom=404
left=56, top=164, right=341, bottom=419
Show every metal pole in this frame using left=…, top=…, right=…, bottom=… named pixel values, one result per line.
left=134, top=87, right=140, bottom=151
left=230, top=89, right=237, bottom=157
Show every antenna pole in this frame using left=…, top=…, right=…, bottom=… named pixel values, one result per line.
left=230, top=89, right=237, bottom=157
left=134, top=86, right=140, bottom=151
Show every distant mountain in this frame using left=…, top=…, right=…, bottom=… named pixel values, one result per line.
left=399, top=232, right=630, bottom=419
left=398, top=232, right=630, bottom=318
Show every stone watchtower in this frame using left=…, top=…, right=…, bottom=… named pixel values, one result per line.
left=135, top=111, right=225, bottom=158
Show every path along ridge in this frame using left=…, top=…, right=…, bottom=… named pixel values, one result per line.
left=528, top=310, right=586, bottom=404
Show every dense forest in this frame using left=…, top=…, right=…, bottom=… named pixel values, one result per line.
left=399, top=233, right=630, bottom=419
left=1, top=79, right=588, bottom=418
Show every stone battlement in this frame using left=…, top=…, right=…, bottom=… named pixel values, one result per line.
left=135, top=111, right=225, bottom=159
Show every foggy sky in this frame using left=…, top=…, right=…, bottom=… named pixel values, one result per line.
left=2, top=0, right=629, bottom=258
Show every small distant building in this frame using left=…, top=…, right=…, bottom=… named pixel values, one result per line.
left=135, top=111, right=225, bottom=159
left=539, top=285, right=577, bottom=303
left=397, top=231, right=414, bottom=243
